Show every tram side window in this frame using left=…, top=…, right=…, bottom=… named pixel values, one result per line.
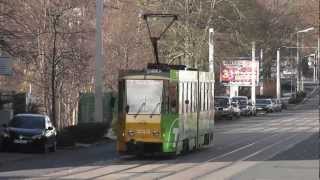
left=209, top=82, right=213, bottom=109
left=206, top=82, right=210, bottom=111
left=169, top=83, right=178, bottom=113
left=193, top=82, right=197, bottom=112
left=192, top=82, right=195, bottom=113
left=203, top=83, right=205, bottom=111
left=199, top=82, right=202, bottom=111
left=190, top=83, right=193, bottom=113
left=184, top=82, right=188, bottom=113
left=162, top=81, right=169, bottom=113
left=187, top=82, right=191, bottom=113
left=118, top=80, right=125, bottom=113
left=200, top=82, right=203, bottom=111
left=182, top=82, right=192, bottom=113
left=179, top=82, right=184, bottom=114
left=208, top=82, right=212, bottom=110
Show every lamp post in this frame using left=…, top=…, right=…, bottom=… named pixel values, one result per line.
left=276, top=48, right=280, bottom=101
left=95, top=0, right=103, bottom=123
left=296, top=27, right=314, bottom=92
left=251, top=42, right=256, bottom=107
left=317, top=37, right=320, bottom=85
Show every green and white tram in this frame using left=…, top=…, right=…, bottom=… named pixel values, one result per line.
left=117, top=64, right=215, bottom=155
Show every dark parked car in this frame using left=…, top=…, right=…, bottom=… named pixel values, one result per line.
left=256, top=99, right=274, bottom=113
left=1, top=114, right=57, bottom=153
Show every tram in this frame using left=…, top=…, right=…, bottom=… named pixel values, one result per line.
left=117, top=64, right=215, bottom=155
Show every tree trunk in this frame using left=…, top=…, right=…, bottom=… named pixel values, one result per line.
left=51, top=16, right=58, bottom=127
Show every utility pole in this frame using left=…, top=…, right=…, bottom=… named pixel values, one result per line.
left=260, top=49, right=264, bottom=95
left=185, top=0, right=190, bottom=66
left=276, top=49, right=281, bottom=101
left=296, top=27, right=315, bottom=92
left=251, top=42, right=256, bottom=106
left=209, top=28, right=214, bottom=73
left=95, top=0, right=103, bottom=123
left=296, top=32, right=300, bottom=92
left=316, top=37, right=320, bottom=84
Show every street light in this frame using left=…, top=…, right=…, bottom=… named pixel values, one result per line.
left=296, top=27, right=314, bottom=92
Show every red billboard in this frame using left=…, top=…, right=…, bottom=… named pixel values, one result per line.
left=220, top=60, right=259, bottom=86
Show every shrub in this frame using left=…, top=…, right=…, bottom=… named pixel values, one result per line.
left=288, top=91, right=306, bottom=104
left=57, top=123, right=109, bottom=147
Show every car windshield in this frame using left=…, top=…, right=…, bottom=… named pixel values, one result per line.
left=215, top=98, right=229, bottom=107
left=256, top=99, right=271, bottom=104
left=126, top=80, right=163, bottom=115
left=9, top=116, right=45, bottom=129
left=232, top=97, right=247, bottom=105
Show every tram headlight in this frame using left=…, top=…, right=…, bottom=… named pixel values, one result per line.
left=127, top=130, right=136, bottom=137
left=152, top=130, right=160, bottom=136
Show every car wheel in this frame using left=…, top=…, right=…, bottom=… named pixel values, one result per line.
left=0, top=141, right=9, bottom=152
left=0, top=142, right=6, bottom=152
left=49, top=141, right=57, bottom=152
left=40, top=143, right=48, bottom=153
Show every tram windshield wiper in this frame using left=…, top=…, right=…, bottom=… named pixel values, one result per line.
left=150, top=102, right=161, bottom=118
left=134, top=102, right=146, bottom=118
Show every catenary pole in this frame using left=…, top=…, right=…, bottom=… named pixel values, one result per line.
left=276, top=49, right=281, bottom=101
left=260, top=49, right=263, bottom=95
left=296, top=32, right=300, bottom=92
left=316, top=37, right=320, bottom=83
left=95, top=0, right=103, bottom=122
left=209, top=28, right=214, bottom=73
left=251, top=42, right=256, bottom=106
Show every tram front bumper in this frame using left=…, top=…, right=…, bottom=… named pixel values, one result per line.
left=126, top=140, right=162, bottom=154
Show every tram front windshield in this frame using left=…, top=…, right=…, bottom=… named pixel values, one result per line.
left=126, top=80, right=163, bottom=115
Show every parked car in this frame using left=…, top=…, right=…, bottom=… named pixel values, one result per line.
left=256, top=99, right=274, bottom=113
left=281, top=101, right=287, bottom=110
left=0, top=127, right=3, bottom=151
left=231, top=96, right=250, bottom=116
left=272, top=99, right=282, bottom=112
left=248, top=100, right=257, bottom=116
left=214, top=96, right=240, bottom=120
left=1, top=114, right=57, bottom=153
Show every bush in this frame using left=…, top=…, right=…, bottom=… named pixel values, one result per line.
left=296, top=91, right=306, bottom=98
left=57, top=123, right=109, bottom=147
left=288, top=91, right=306, bottom=104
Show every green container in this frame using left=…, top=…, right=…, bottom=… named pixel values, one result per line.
left=78, top=92, right=117, bottom=124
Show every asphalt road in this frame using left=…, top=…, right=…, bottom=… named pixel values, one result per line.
left=0, top=91, right=318, bottom=180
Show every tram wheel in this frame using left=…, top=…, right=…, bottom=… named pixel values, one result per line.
left=204, top=134, right=210, bottom=145
left=182, top=139, right=189, bottom=154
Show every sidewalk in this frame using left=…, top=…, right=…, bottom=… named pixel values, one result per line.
left=230, top=160, right=318, bottom=180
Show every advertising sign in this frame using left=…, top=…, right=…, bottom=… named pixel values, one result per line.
left=0, top=56, right=12, bottom=75
left=220, top=60, right=259, bottom=86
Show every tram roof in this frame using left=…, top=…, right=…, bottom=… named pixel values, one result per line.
left=119, top=63, right=214, bottom=81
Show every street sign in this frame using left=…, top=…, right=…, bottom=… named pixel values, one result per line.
left=0, top=56, right=12, bottom=75
left=220, top=60, right=259, bottom=86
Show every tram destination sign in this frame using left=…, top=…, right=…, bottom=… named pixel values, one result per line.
left=220, top=60, right=259, bottom=86
left=0, top=56, right=12, bottom=76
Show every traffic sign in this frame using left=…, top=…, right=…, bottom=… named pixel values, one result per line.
left=0, top=56, right=12, bottom=75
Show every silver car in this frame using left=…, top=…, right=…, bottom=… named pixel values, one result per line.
left=231, top=96, right=250, bottom=116
left=215, top=96, right=240, bottom=120
left=272, top=99, right=282, bottom=112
